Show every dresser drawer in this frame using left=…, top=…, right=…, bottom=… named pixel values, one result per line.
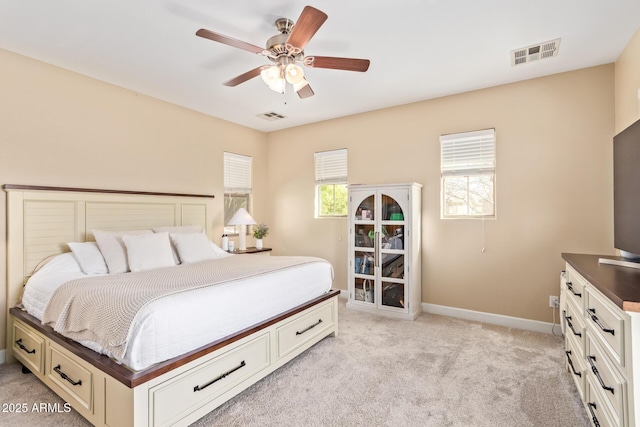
left=585, top=335, right=627, bottom=426
left=565, top=333, right=587, bottom=400
left=276, top=300, right=335, bottom=359
left=150, top=333, right=270, bottom=427
left=12, top=319, right=45, bottom=374
left=564, top=298, right=586, bottom=357
left=586, top=287, right=625, bottom=367
left=47, top=343, right=93, bottom=411
left=565, top=265, right=587, bottom=311
left=586, top=376, right=622, bottom=427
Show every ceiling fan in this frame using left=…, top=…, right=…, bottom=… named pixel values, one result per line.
left=196, top=5, right=370, bottom=99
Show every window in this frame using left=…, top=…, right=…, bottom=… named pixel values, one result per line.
left=315, top=149, right=348, bottom=217
left=224, top=152, right=252, bottom=234
left=440, top=129, right=495, bottom=218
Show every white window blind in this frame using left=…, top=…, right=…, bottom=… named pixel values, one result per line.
left=315, top=149, right=347, bottom=184
left=440, top=129, right=495, bottom=175
left=224, top=152, right=252, bottom=194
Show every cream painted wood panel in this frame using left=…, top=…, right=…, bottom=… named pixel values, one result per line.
left=276, top=301, right=335, bottom=359
left=563, top=260, right=640, bottom=427
left=12, top=319, right=45, bottom=374
left=86, top=202, right=177, bottom=234
left=48, top=343, right=94, bottom=411
left=24, top=200, right=77, bottom=276
left=150, top=333, right=270, bottom=427
left=566, top=332, right=587, bottom=401
left=586, top=334, right=627, bottom=426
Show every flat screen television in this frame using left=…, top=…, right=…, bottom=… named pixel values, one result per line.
left=614, top=118, right=640, bottom=259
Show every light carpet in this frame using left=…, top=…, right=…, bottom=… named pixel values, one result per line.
left=0, top=298, right=590, bottom=426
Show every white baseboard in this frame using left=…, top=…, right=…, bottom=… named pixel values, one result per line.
left=0, top=349, right=5, bottom=364
left=422, top=302, right=558, bottom=334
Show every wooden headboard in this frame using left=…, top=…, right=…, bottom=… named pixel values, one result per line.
left=4, top=184, right=216, bottom=354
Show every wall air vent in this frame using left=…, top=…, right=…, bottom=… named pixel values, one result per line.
left=257, top=112, right=286, bottom=121
left=511, top=38, right=560, bottom=66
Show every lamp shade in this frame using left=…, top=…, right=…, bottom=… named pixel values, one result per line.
left=285, top=64, right=304, bottom=84
left=227, top=208, right=257, bottom=226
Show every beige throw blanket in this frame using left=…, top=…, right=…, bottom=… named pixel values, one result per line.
left=42, top=255, right=329, bottom=360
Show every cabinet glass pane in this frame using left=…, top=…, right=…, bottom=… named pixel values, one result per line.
left=381, top=254, right=404, bottom=279
left=381, top=225, right=404, bottom=250
left=381, top=194, right=404, bottom=221
left=354, top=251, right=375, bottom=275
left=382, top=282, right=404, bottom=308
left=354, top=224, right=375, bottom=248
left=356, top=195, right=375, bottom=221
left=354, top=277, right=375, bottom=303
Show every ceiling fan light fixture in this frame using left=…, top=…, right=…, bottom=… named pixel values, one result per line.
left=267, top=77, right=286, bottom=93
left=285, top=64, right=304, bottom=84
left=260, top=65, right=281, bottom=86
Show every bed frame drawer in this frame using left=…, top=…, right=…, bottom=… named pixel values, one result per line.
left=12, top=319, right=45, bottom=374
left=150, top=333, right=270, bottom=427
left=276, top=300, right=335, bottom=359
left=47, top=342, right=94, bottom=411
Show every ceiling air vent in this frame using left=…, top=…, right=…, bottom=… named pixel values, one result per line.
left=257, top=112, right=286, bottom=121
left=511, top=38, right=560, bottom=66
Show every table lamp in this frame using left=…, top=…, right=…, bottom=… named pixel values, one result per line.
left=227, top=208, right=256, bottom=251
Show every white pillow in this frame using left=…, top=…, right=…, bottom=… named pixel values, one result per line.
left=153, top=225, right=204, bottom=263
left=170, top=232, right=218, bottom=264
left=122, top=232, right=176, bottom=272
left=67, top=242, right=108, bottom=274
left=92, top=229, right=154, bottom=274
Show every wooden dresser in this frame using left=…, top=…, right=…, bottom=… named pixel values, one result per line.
left=561, top=253, right=640, bottom=427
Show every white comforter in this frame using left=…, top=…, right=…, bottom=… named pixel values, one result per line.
left=21, top=252, right=333, bottom=370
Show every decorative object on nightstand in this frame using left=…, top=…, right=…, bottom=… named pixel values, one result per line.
left=252, top=223, right=269, bottom=250
left=347, top=183, right=422, bottom=320
left=227, top=208, right=256, bottom=251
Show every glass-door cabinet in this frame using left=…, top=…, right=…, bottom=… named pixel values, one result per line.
left=347, top=183, right=422, bottom=320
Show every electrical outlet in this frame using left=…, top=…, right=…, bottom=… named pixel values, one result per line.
left=549, top=295, right=559, bottom=308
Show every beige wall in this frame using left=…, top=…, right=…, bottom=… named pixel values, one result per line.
left=267, top=64, right=616, bottom=323
left=0, top=49, right=268, bottom=351
left=615, top=28, right=640, bottom=132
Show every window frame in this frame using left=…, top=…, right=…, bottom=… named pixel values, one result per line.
left=314, top=149, right=348, bottom=218
left=440, top=129, right=496, bottom=219
left=223, top=152, right=253, bottom=235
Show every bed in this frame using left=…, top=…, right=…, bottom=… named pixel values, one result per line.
left=4, top=184, right=339, bottom=427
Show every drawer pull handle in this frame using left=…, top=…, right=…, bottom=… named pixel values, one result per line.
left=15, top=338, right=36, bottom=354
left=564, top=316, right=582, bottom=337
left=194, top=360, right=246, bottom=392
left=587, top=308, right=615, bottom=336
left=566, top=282, right=582, bottom=297
left=587, top=402, right=601, bottom=427
left=296, top=319, right=323, bottom=336
left=53, top=365, right=82, bottom=386
left=565, top=350, right=581, bottom=377
left=587, top=356, right=614, bottom=394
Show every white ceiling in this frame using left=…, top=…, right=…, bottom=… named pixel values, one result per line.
left=1, top=1, right=639, bottom=132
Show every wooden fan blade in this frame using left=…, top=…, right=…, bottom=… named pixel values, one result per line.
left=306, top=56, right=370, bottom=72
left=223, top=67, right=264, bottom=87
left=286, top=6, right=328, bottom=52
left=296, top=82, right=315, bottom=99
left=196, top=29, right=264, bottom=55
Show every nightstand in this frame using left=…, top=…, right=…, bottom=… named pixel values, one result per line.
left=231, top=247, right=272, bottom=255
